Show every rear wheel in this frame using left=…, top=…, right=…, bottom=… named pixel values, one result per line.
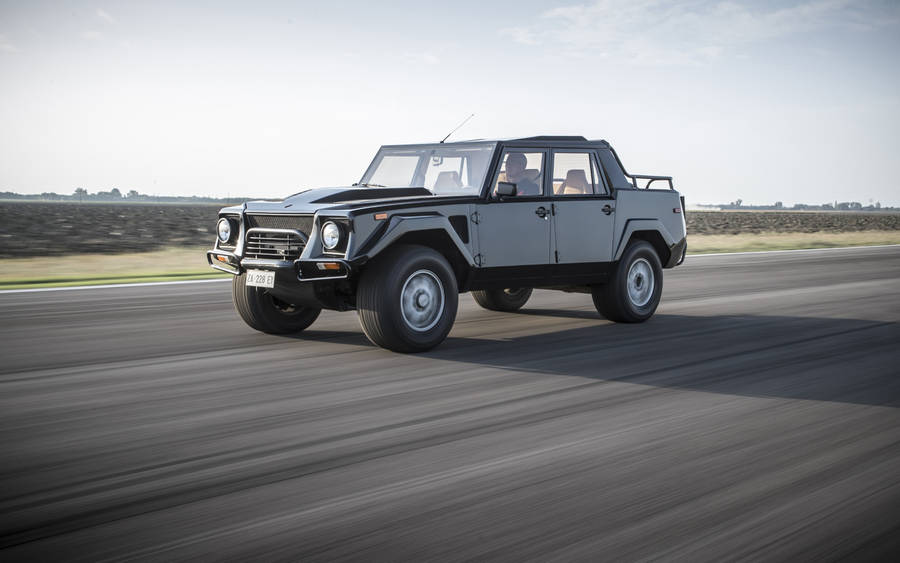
left=357, top=245, right=458, bottom=353
left=471, top=288, right=533, bottom=312
left=232, top=273, right=321, bottom=334
left=592, top=241, right=662, bottom=323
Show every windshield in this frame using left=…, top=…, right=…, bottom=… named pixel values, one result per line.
left=359, top=143, right=496, bottom=195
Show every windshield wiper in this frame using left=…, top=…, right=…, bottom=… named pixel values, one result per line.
left=352, top=182, right=386, bottom=188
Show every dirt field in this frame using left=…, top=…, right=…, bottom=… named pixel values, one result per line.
left=687, top=210, right=900, bottom=235
left=0, top=201, right=222, bottom=257
left=1, top=202, right=899, bottom=258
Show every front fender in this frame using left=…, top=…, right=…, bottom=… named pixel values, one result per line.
left=361, top=215, right=475, bottom=266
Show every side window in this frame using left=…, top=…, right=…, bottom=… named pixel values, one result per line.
left=552, top=152, right=605, bottom=195
left=493, top=151, right=545, bottom=197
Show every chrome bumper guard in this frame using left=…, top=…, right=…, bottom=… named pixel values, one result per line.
left=207, top=250, right=240, bottom=275
left=207, top=250, right=352, bottom=281
left=297, top=258, right=352, bottom=281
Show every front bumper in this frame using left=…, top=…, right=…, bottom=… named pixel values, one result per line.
left=207, top=250, right=352, bottom=281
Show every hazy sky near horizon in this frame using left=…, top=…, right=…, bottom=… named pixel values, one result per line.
left=1, top=0, right=899, bottom=205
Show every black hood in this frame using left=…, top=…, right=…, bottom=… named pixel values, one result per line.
left=240, top=186, right=470, bottom=215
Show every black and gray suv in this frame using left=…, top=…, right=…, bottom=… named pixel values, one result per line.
left=208, top=136, right=687, bottom=352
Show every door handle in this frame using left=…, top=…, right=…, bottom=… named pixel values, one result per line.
left=602, top=204, right=615, bottom=215
left=535, top=206, right=549, bottom=219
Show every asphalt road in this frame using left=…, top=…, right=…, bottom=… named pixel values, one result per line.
left=1, top=246, right=899, bottom=561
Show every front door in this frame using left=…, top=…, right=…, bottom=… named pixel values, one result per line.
left=475, top=149, right=551, bottom=276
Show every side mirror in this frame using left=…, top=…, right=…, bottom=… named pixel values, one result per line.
left=496, top=181, right=517, bottom=198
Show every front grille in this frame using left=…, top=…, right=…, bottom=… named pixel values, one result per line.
left=245, top=230, right=306, bottom=261
left=246, top=214, right=314, bottom=234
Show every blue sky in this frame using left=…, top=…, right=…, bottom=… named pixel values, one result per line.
left=1, top=0, right=899, bottom=205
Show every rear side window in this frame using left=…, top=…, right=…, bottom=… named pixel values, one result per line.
left=551, top=152, right=606, bottom=195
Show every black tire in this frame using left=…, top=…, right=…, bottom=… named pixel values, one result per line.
left=471, top=288, right=533, bottom=312
left=357, top=245, right=459, bottom=353
left=592, top=241, right=663, bottom=323
left=232, top=273, right=321, bottom=334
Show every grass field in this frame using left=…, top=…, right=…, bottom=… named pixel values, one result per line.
left=687, top=230, right=900, bottom=254
left=0, top=247, right=227, bottom=289
left=2, top=233, right=898, bottom=290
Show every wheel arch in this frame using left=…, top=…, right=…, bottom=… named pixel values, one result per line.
left=358, top=215, right=473, bottom=289
left=613, top=219, right=677, bottom=266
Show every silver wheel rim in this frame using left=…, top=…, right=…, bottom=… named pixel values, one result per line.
left=626, top=258, right=654, bottom=308
left=400, top=269, right=445, bottom=332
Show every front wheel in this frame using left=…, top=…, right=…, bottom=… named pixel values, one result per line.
left=592, top=241, right=663, bottom=323
left=232, top=273, right=321, bottom=334
left=471, top=288, right=533, bottom=312
left=357, top=245, right=459, bottom=353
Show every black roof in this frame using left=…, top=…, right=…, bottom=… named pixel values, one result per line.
left=511, top=135, right=587, bottom=141
left=381, top=136, right=610, bottom=149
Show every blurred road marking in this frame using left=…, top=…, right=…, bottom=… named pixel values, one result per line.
left=1, top=244, right=897, bottom=294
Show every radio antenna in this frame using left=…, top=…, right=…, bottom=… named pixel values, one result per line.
left=440, top=113, right=475, bottom=143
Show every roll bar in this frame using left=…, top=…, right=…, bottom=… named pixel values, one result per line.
left=607, top=147, right=674, bottom=190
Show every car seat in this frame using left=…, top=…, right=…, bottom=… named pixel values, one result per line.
left=558, top=169, right=591, bottom=195
left=433, top=171, right=462, bottom=193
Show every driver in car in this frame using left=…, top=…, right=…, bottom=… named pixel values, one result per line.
left=504, top=152, right=540, bottom=196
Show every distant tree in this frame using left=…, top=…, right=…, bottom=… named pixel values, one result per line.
left=73, top=187, right=87, bottom=201
left=127, top=190, right=140, bottom=199
left=774, top=201, right=783, bottom=209
left=109, top=188, right=122, bottom=199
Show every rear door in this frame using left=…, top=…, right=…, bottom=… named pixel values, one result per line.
left=549, top=149, right=616, bottom=265
left=475, top=148, right=552, bottom=270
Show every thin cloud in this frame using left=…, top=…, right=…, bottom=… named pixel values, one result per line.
left=403, top=52, right=440, bottom=65
left=501, top=0, right=900, bottom=65
left=499, top=27, right=540, bottom=45
left=96, top=8, right=116, bottom=25
left=80, top=30, right=103, bottom=41
left=0, top=34, right=18, bottom=53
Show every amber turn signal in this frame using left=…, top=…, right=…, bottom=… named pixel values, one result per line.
left=316, top=262, right=341, bottom=271
left=374, top=213, right=388, bottom=220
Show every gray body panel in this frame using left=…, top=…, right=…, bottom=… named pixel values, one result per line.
left=475, top=200, right=552, bottom=267
left=552, top=199, right=616, bottom=264
left=612, top=189, right=686, bottom=260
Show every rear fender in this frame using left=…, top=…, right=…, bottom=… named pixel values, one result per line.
left=613, top=219, right=677, bottom=262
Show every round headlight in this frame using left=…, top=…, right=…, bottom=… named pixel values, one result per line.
left=322, top=221, right=342, bottom=250
left=216, top=218, right=232, bottom=243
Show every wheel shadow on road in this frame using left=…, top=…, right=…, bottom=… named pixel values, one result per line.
left=424, top=312, right=900, bottom=408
